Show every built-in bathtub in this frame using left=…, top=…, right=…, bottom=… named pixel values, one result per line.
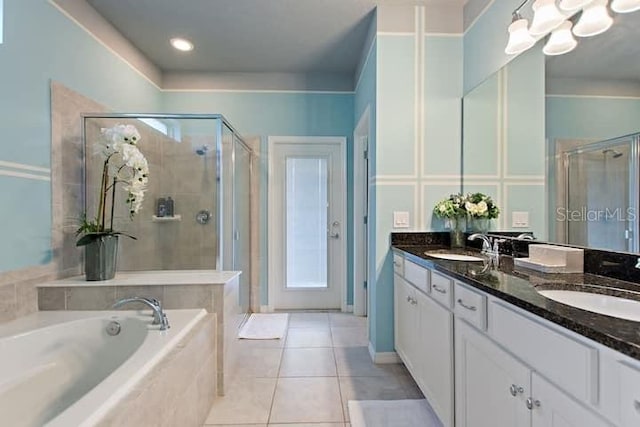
left=0, top=309, right=216, bottom=427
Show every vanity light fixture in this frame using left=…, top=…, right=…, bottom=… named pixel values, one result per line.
left=170, top=37, right=194, bottom=52
left=505, top=12, right=537, bottom=55
left=559, top=0, right=593, bottom=11
left=505, top=0, right=632, bottom=57
left=573, top=0, right=613, bottom=37
left=530, top=0, right=567, bottom=35
left=543, top=21, right=578, bottom=55
left=611, top=0, right=640, bottom=12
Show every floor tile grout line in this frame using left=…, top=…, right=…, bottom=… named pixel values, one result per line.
left=267, top=319, right=289, bottom=425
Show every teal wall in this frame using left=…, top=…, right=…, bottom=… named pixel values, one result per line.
left=355, top=38, right=377, bottom=348
left=372, top=33, right=463, bottom=353
left=0, top=0, right=160, bottom=272
left=463, top=0, right=523, bottom=94
left=162, top=92, right=355, bottom=307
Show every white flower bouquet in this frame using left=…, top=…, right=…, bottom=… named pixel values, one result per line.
left=464, top=192, right=500, bottom=219
left=76, top=124, right=149, bottom=246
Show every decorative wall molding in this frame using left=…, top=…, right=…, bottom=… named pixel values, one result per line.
left=0, top=161, right=51, bottom=181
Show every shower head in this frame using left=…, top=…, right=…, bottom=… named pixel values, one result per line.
left=603, top=149, right=623, bottom=158
left=196, top=145, right=210, bottom=156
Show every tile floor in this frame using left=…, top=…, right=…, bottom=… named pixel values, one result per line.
left=203, top=312, right=423, bottom=426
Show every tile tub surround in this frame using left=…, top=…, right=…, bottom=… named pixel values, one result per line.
left=37, top=270, right=242, bottom=395
left=95, top=312, right=217, bottom=427
left=392, top=244, right=640, bottom=360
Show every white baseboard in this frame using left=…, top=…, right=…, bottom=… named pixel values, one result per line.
left=368, top=342, right=400, bottom=364
left=260, top=305, right=270, bottom=313
left=346, top=305, right=354, bottom=313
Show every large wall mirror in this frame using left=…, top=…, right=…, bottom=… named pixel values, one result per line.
left=462, top=10, right=640, bottom=254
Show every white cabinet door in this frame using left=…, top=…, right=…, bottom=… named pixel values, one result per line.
left=455, top=318, right=530, bottom=427
left=531, top=373, right=613, bottom=427
left=415, top=290, right=454, bottom=427
left=394, top=274, right=416, bottom=372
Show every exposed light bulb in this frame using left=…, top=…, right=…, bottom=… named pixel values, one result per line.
left=505, top=17, right=536, bottom=55
left=573, top=0, right=613, bottom=37
left=543, top=21, right=578, bottom=55
left=170, top=37, right=194, bottom=52
left=530, top=0, right=567, bottom=36
left=611, top=0, right=640, bottom=13
left=559, top=0, right=593, bottom=11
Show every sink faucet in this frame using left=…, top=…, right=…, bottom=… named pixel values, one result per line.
left=112, top=297, right=170, bottom=330
left=516, top=233, right=535, bottom=240
left=468, top=233, right=493, bottom=254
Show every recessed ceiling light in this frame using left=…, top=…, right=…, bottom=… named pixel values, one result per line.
left=170, top=37, right=194, bottom=52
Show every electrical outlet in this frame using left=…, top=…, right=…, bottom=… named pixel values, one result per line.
left=393, top=211, right=410, bottom=228
left=512, top=211, right=529, bottom=228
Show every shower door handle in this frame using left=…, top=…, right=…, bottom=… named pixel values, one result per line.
left=329, top=221, right=340, bottom=239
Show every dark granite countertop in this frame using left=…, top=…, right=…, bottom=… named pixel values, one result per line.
left=393, top=244, right=640, bottom=361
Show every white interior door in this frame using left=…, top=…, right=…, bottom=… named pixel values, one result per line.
left=268, top=136, right=346, bottom=310
left=353, top=107, right=370, bottom=317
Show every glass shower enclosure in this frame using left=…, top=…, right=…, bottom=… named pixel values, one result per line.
left=563, top=133, right=640, bottom=252
left=82, top=114, right=252, bottom=311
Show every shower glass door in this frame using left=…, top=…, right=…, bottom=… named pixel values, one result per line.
left=565, top=135, right=639, bottom=252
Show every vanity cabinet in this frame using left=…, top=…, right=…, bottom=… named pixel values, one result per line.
left=393, top=250, right=625, bottom=427
left=455, top=318, right=530, bottom=427
left=393, top=259, right=454, bottom=427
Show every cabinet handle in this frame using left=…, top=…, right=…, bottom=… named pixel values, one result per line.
left=432, top=284, right=447, bottom=294
left=457, top=299, right=477, bottom=311
left=509, top=384, right=524, bottom=397
left=634, top=400, right=640, bottom=412
left=526, top=397, right=541, bottom=410
left=406, top=296, right=412, bottom=303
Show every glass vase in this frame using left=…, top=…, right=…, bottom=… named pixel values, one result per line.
left=468, top=217, right=490, bottom=234
left=449, top=217, right=466, bottom=249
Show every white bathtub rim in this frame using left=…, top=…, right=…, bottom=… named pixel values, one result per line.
left=0, top=309, right=207, bottom=427
left=21, top=309, right=209, bottom=427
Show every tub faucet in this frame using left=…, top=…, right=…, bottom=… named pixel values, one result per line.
left=112, top=297, right=170, bottom=330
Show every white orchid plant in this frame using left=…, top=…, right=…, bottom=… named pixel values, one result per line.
left=433, top=192, right=499, bottom=220
left=76, top=124, right=149, bottom=247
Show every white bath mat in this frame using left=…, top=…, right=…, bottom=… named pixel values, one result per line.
left=348, top=399, right=442, bottom=427
left=238, top=313, right=289, bottom=339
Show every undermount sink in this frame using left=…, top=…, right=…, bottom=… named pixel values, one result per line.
left=425, top=252, right=484, bottom=262
left=538, top=290, right=640, bottom=322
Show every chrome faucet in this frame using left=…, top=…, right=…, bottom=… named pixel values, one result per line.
left=468, top=233, right=493, bottom=254
left=516, top=233, right=535, bottom=240
left=112, top=297, right=170, bottom=330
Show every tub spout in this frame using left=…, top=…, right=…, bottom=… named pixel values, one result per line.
left=113, top=297, right=170, bottom=330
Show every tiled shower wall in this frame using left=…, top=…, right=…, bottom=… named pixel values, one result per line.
left=84, top=117, right=219, bottom=271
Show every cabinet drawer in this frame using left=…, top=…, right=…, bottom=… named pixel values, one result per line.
left=404, top=259, right=429, bottom=294
left=430, top=271, right=453, bottom=308
left=619, top=362, right=640, bottom=427
left=393, top=253, right=404, bottom=276
left=454, top=282, right=487, bottom=330
left=490, top=301, right=598, bottom=404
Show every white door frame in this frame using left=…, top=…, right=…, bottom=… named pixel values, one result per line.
left=353, top=106, right=370, bottom=317
left=267, top=136, right=348, bottom=312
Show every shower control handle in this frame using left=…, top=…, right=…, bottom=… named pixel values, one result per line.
left=196, top=210, right=212, bottom=225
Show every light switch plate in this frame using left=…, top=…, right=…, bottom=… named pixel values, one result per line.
left=512, top=211, right=529, bottom=228
left=393, top=211, right=410, bottom=228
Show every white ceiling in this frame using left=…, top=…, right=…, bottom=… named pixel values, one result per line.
left=545, top=11, right=640, bottom=82
left=87, top=0, right=378, bottom=74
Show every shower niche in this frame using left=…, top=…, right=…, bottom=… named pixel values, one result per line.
left=82, top=114, right=252, bottom=308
